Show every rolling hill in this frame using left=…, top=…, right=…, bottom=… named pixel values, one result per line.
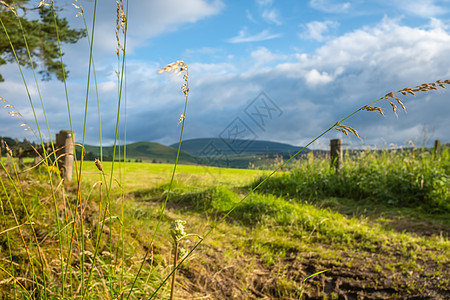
left=79, top=139, right=309, bottom=168
left=82, top=141, right=198, bottom=164
left=170, top=138, right=307, bottom=157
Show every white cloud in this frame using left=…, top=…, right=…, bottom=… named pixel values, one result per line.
left=203, top=17, right=450, bottom=146
left=98, top=81, right=117, bottom=94
left=250, top=47, right=284, bottom=66
left=300, top=20, right=339, bottom=41
left=427, top=18, right=449, bottom=31
left=228, top=28, right=281, bottom=43
left=309, top=0, right=351, bottom=13
left=2, top=9, right=450, bottom=149
left=76, top=0, right=224, bottom=54
left=391, top=0, right=449, bottom=18
left=128, top=0, right=224, bottom=37
left=304, top=69, right=333, bottom=86
left=255, top=0, right=282, bottom=25
left=262, top=9, right=282, bottom=25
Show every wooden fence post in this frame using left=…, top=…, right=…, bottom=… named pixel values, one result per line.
left=56, top=130, right=75, bottom=181
left=433, top=140, right=441, bottom=158
left=330, top=139, right=343, bottom=171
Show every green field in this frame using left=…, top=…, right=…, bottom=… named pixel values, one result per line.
left=1, top=147, right=448, bottom=299
left=82, top=142, right=198, bottom=165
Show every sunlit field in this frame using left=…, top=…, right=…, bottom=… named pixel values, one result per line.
left=1, top=146, right=448, bottom=299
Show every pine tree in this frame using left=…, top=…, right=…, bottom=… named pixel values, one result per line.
left=0, top=0, right=85, bottom=81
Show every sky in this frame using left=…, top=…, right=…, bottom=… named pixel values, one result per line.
left=1, top=0, right=450, bottom=150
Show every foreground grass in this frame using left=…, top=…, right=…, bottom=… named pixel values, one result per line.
left=1, top=149, right=448, bottom=299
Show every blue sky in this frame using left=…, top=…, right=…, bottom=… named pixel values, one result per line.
left=1, top=0, right=450, bottom=149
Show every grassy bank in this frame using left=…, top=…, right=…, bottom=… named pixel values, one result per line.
left=1, top=149, right=448, bottom=299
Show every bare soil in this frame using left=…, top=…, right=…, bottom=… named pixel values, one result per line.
left=175, top=220, right=449, bottom=299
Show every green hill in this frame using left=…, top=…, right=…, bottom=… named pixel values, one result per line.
left=170, top=138, right=307, bottom=157
left=82, top=141, right=198, bottom=164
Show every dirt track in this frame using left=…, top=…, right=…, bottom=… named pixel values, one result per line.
left=176, top=220, right=449, bottom=299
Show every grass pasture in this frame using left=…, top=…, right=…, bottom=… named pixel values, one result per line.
left=1, top=148, right=448, bottom=299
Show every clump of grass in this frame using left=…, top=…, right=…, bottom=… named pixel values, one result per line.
left=252, top=146, right=449, bottom=213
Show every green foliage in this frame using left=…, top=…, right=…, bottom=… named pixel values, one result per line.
left=253, top=148, right=450, bottom=213
left=0, top=1, right=85, bottom=81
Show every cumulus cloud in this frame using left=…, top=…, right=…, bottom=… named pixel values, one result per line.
left=299, top=20, right=339, bottom=41
left=194, top=17, right=450, bottom=147
left=1, top=10, right=449, bottom=149
left=250, top=47, right=287, bottom=66
left=304, top=69, right=333, bottom=86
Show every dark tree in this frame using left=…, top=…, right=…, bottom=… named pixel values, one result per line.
left=0, top=0, right=85, bottom=81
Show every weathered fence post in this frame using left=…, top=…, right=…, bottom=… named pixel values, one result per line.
left=433, top=139, right=441, bottom=158
left=56, top=130, right=75, bottom=181
left=330, top=139, right=343, bottom=171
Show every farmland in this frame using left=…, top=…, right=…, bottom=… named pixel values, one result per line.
left=1, top=147, right=448, bottom=299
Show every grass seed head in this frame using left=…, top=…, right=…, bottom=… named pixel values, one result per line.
left=335, top=123, right=359, bottom=138
left=158, top=61, right=190, bottom=98
left=336, top=128, right=349, bottom=135
left=158, top=61, right=188, bottom=75
left=0, top=0, right=17, bottom=16
left=389, top=101, right=398, bottom=117
left=362, top=105, right=384, bottom=116
left=395, top=98, right=406, bottom=111
left=385, top=92, right=395, bottom=98
left=94, top=158, right=103, bottom=172
left=8, top=111, right=21, bottom=117
left=72, top=1, right=84, bottom=17
left=4, top=141, right=12, bottom=157
left=384, top=80, right=450, bottom=115
left=38, top=0, right=50, bottom=8
left=115, top=0, right=126, bottom=55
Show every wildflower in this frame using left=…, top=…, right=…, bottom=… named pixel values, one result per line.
left=170, top=220, right=186, bottom=241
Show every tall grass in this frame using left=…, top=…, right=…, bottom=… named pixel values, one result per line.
left=253, top=147, right=450, bottom=213
left=0, top=1, right=449, bottom=299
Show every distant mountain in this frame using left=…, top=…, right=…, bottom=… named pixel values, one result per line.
left=83, top=141, right=198, bottom=164
left=170, top=138, right=307, bottom=157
